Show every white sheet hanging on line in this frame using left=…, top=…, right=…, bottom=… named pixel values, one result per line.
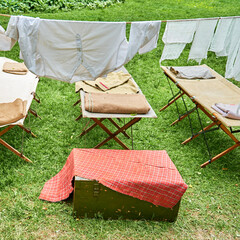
left=209, top=18, right=233, bottom=56
left=6, top=16, right=128, bottom=83
left=0, top=25, right=16, bottom=51
left=224, top=18, right=240, bottom=79
left=188, top=19, right=218, bottom=63
left=160, top=20, right=197, bottom=62
left=124, top=21, right=161, bottom=64
left=229, top=42, right=240, bottom=81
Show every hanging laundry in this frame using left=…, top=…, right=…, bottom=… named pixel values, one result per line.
left=188, top=19, right=218, bottom=63
left=0, top=25, right=16, bottom=51
left=124, top=21, right=161, bottom=64
left=223, top=18, right=240, bottom=80
left=209, top=18, right=233, bottom=56
left=160, top=20, right=197, bottom=62
left=226, top=39, right=240, bottom=81
left=6, top=16, right=128, bottom=83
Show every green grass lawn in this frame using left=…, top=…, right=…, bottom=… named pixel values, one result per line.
left=0, top=0, right=240, bottom=239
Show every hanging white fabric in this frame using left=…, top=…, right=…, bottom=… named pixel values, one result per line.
left=124, top=21, right=161, bottom=64
left=0, top=25, right=16, bottom=51
left=188, top=19, right=218, bottom=63
left=160, top=20, right=197, bottom=62
left=6, top=16, right=128, bottom=83
left=223, top=18, right=240, bottom=79
left=209, top=18, right=233, bottom=56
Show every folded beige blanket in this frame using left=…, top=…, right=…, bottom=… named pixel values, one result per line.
left=85, top=93, right=150, bottom=114
left=2, top=62, right=28, bottom=75
left=0, top=98, right=27, bottom=125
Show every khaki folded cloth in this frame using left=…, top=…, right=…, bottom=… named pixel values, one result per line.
left=94, top=71, right=132, bottom=91
left=85, top=93, right=150, bottom=114
left=75, top=71, right=139, bottom=94
left=76, top=78, right=139, bottom=94
left=0, top=98, right=27, bottom=125
left=170, top=66, right=215, bottom=79
left=2, top=62, right=28, bottom=75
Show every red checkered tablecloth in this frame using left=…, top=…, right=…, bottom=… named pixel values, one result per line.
left=39, top=148, right=188, bottom=208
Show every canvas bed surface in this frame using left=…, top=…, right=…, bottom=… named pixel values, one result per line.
left=80, top=66, right=157, bottom=119
left=161, top=65, right=240, bottom=127
left=0, top=57, right=38, bottom=127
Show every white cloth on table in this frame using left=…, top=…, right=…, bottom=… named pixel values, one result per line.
left=160, top=20, right=197, bottom=62
left=124, top=21, right=161, bottom=64
left=6, top=16, right=128, bottom=83
left=212, top=103, right=240, bottom=120
left=0, top=57, right=38, bottom=127
left=209, top=18, right=233, bottom=56
left=0, top=25, right=16, bottom=51
left=170, top=66, right=215, bottom=79
left=188, top=19, right=218, bottom=63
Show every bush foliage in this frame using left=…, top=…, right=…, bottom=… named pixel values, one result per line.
left=0, top=0, right=124, bottom=13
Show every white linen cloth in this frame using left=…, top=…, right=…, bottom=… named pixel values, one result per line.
left=169, top=66, right=215, bottom=79
left=160, top=20, right=197, bottom=62
left=224, top=18, right=240, bottom=80
left=124, top=21, right=161, bottom=64
left=0, top=57, right=38, bottom=127
left=209, top=18, right=233, bottom=56
left=188, top=19, right=218, bottom=63
left=6, top=16, right=128, bottom=83
left=0, top=25, right=16, bottom=51
left=212, top=103, right=240, bottom=120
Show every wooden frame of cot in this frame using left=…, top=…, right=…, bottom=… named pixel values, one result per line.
left=159, top=65, right=240, bottom=168
left=74, top=67, right=157, bottom=150
left=0, top=113, right=37, bottom=163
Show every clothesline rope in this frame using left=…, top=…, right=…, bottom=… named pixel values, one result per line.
left=0, top=13, right=240, bottom=23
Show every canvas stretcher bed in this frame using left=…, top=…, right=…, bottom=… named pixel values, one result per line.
left=160, top=65, right=240, bottom=167
left=0, top=57, right=39, bottom=163
left=74, top=67, right=157, bottom=150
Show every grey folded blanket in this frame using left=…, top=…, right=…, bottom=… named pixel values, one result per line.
left=212, top=103, right=240, bottom=120
left=170, top=66, right=215, bottom=79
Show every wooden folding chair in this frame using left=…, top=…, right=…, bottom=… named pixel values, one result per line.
left=160, top=65, right=240, bottom=167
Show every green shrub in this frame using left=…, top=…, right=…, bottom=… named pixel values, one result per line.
left=0, top=0, right=124, bottom=13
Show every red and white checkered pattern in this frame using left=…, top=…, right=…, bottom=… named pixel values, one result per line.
left=39, top=148, right=188, bottom=208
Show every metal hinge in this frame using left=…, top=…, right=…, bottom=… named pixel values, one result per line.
left=93, top=182, right=100, bottom=197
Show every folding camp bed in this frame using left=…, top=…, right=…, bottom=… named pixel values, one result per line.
left=160, top=65, right=240, bottom=167
left=74, top=67, right=157, bottom=149
left=0, top=57, right=39, bottom=163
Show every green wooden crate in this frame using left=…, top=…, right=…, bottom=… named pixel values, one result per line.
left=73, top=177, right=181, bottom=221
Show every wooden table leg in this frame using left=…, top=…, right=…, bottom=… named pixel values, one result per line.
left=92, top=118, right=141, bottom=149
